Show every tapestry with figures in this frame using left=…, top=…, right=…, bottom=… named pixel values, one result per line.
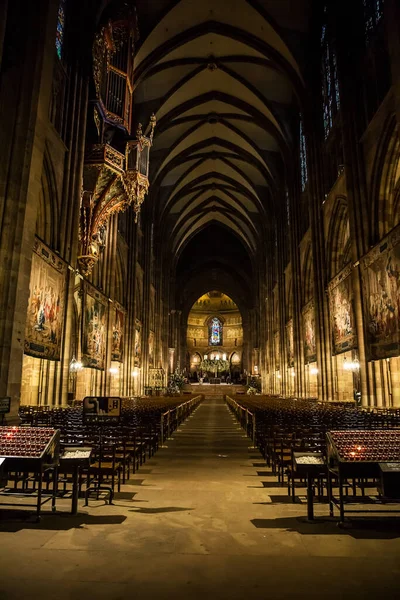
left=82, top=284, right=108, bottom=370
left=302, top=300, right=316, bottom=363
left=286, top=320, right=294, bottom=368
left=24, top=238, right=67, bottom=360
left=328, top=264, right=357, bottom=355
left=111, top=302, right=125, bottom=362
left=361, top=225, right=400, bottom=360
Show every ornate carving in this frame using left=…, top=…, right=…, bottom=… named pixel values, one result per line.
left=79, top=116, right=156, bottom=275
left=122, top=171, right=150, bottom=223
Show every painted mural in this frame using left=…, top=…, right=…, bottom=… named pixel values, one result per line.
left=25, top=239, right=67, bottom=360
left=286, top=320, right=294, bottom=368
left=361, top=225, right=400, bottom=360
left=111, top=303, right=125, bottom=362
left=134, top=320, right=142, bottom=367
left=302, top=300, right=316, bottom=363
left=328, top=264, right=357, bottom=355
left=82, top=284, right=107, bottom=370
left=148, top=330, right=155, bottom=366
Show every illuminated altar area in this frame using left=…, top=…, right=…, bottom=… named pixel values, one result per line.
left=186, top=291, right=243, bottom=383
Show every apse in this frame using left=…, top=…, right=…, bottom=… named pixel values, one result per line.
left=186, top=291, right=243, bottom=382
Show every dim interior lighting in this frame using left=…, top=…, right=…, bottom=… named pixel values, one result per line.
left=343, top=357, right=360, bottom=372
left=310, top=366, right=319, bottom=375
left=222, top=353, right=227, bottom=361
left=109, top=367, right=119, bottom=375
left=254, top=365, right=258, bottom=373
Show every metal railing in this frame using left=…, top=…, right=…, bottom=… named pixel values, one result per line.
left=225, top=395, right=256, bottom=448
left=160, top=395, right=203, bottom=446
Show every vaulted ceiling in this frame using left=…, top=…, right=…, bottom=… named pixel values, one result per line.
left=129, top=0, right=311, bottom=310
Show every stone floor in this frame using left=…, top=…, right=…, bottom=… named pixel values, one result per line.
left=1, top=398, right=400, bottom=599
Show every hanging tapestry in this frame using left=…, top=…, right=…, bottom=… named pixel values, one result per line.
left=286, top=320, right=294, bottom=368
left=134, top=320, right=142, bottom=367
left=302, top=300, right=316, bottom=363
left=328, top=264, right=357, bottom=355
left=82, top=284, right=108, bottom=370
left=361, top=225, right=400, bottom=360
left=148, top=330, right=155, bottom=366
left=111, top=302, right=125, bottom=362
left=274, top=332, right=280, bottom=370
left=24, top=238, right=67, bottom=360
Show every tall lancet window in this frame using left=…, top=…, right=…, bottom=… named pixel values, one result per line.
left=321, top=10, right=340, bottom=139
left=300, top=119, right=308, bottom=192
left=55, top=0, right=66, bottom=60
left=209, top=317, right=222, bottom=346
left=363, top=0, right=384, bottom=43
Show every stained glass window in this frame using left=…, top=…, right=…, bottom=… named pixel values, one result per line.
left=363, top=0, right=384, bottom=42
left=55, top=0, right=66, bottom=60
left=321, top=8, right=340, bottom=139
left=300, top=119, right=308, bottom=192
left=209, top=317, right=222, bottom=346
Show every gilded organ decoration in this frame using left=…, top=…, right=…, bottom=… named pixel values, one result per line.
left=361, top=225, right=400, bottom=360
left=79, top=117, right=156, bottom=275
left=328, top=264, right=357, bottom=355
left=79, top=6, right=156, bottom=276
left=24, top=238, right=67, bottom=361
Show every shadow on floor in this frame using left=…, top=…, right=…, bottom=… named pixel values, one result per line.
left=0, top=511, right=127, bottom=531
left=250, top=516, right=400, bottom=539
left=129, top=506, right=194, bottom=514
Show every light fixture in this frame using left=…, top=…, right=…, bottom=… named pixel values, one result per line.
left=254, top=365, right=258, bottom=374
left=70, top=356, right=83, bottom=373
left=277, top=372, right=282, bottom=379
left=204, top=354, right=208, bottom=360
left=109, top=367, right=119, bottom=375
left=310, top=366, right=319, bottom=375
left=343, top=357, right=360, bottom=372
left=131, top=368, right=139, bottom=378
left=210, top=353, right=215, bottom=360
left=215, top=353, right=220, bottom=360
left=291, top=371, right=296, bottom=378
left=222, top=353, right=227, bottom=361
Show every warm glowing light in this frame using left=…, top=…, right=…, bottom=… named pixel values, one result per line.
left=291, top=371, right=296, bottom=377
left=310, top=367, right=319, bottom=375
left=131, top=369, right=139, bottom=378
left=109, top=367, right=119, bottom=375
left=210, top=353, right=215, bottom=360
left=343, top=357, right=360, bottom=371
left=222, top=353, right=227, bottom=361
left=204, top=355, right=208, bottom=360
left=277, top=373, right=282, bottom=379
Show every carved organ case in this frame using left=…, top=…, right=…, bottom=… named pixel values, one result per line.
left=79, top=2, right=156, bottom=276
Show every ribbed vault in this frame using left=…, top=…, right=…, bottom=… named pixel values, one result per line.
left=128, top=0, right=309, bottom=316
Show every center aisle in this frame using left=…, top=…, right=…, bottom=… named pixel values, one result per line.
left=1, top=397, right=399, bottom=600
